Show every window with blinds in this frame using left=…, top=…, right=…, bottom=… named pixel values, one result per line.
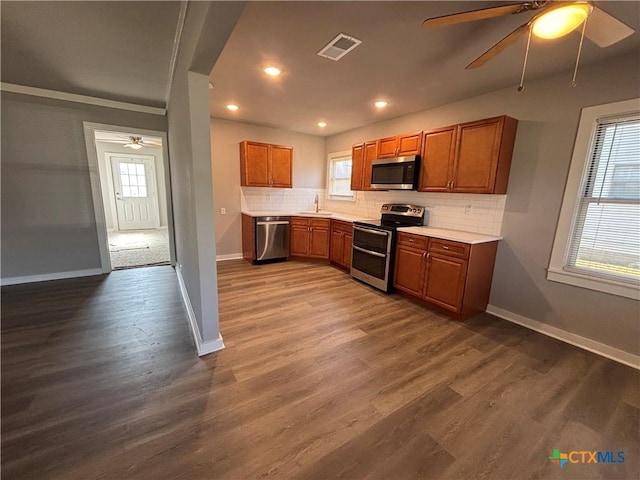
left=565, top=114, right=640, bottom=283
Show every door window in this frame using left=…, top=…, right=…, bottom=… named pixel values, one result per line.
left=119, top=163, right=148, bottom=198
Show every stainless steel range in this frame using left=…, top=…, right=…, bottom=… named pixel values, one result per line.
left=351, top=204, right=426, bottom=292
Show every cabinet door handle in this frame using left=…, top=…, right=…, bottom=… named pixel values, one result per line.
left=442, top=245, right=450, bottom=250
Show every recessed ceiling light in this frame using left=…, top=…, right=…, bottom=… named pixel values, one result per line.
left=374, top=100, right=389, bottom=108
left=317, top=122, right=327, bottom=128
left=264, top=66, right=282, bottom=76
left=226, top=104, right=239, bottom=111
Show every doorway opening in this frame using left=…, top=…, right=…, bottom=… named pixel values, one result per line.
left=84, top=123, right=175, bottom=271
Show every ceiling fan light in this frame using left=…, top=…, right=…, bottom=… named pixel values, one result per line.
left=264, top=66, right=282, bottom=76
left=532, top=4, right=592, bottom=40
left=124, top=143, right=143, bottom=150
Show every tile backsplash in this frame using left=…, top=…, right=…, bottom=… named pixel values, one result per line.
left=241, top=187, right=325, bottom=213
left=241, top=187, right=506, bottom=235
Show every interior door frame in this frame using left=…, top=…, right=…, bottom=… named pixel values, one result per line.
left=83, top=122, right=176, bottom=273
left=107, top=153, right=161, bottom=231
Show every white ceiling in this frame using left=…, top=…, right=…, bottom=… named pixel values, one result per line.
left=209, top=1, right=640, bottom=136
left=1, top=1, right=181, bottom=107
left=2, top=1, right=636, bottom=130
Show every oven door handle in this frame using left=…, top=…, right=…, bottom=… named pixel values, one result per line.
left=353, top=245, right=387, bottom=258
left=353, top=226, right=389, bottom=237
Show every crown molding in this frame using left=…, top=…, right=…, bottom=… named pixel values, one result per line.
left=0, top=82, right=166, bottom=116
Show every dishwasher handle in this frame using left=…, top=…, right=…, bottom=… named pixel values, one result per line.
left=256, top=220, right=290, bottom=226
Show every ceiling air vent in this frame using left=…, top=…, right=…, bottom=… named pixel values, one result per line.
left=317, top=33, right=362, bottom=61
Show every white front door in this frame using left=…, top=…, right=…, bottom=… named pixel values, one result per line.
left=110, top=155, right=160, bottom=230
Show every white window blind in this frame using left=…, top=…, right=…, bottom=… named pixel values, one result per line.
left=565, top=114, right=640, bottom=284
left=328, top=153, right=353, bottom=198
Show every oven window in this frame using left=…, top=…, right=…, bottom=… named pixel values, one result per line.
left=353, top=228, right=390, bottom=254
left=352, top=249, right=387, bottom=280
left=372, top=164, right=407, bottom=184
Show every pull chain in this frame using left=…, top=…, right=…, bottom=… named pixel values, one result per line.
left=518, top=27, right=533, bottom=92
left=571, top=17, right=588, bottom=87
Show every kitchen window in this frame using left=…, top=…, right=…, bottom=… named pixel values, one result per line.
left=548, top=98, right=640, bottom=299
left=327, top=151, right=354, bottom=200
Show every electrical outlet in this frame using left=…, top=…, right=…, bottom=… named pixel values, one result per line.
left=220, top=207, right=226, bottom=215
left=464, top=204, right=472, bottom=215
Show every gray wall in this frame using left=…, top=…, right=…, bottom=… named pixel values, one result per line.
left=1, top=91, right=167, bottom=279
left=95, top=141, right=168, bottom=230
left=327, top=53, right=640, bottom=356
left=166, top=1, right=244, bottom=343
left=211, top=118, right=326, bottom=256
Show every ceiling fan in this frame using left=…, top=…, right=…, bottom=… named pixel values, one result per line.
left=423, top=1, right=635, bottom=71
left=96, top=133, right=162, bottom=149
left=122, top=136, right=161, bottom=150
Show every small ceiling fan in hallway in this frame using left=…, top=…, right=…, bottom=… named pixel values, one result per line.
left=96, top=133, right=162, bottom=150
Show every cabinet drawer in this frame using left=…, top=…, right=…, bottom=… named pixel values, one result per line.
left=331, top=220, right=353, bottom=234
left=290, top=217, right=309, bottom=226
left=311, top=218, right=330, bottom=228
left=397, top=232, right=428, bottom=249
left=429, top=239, right=470, bottom=259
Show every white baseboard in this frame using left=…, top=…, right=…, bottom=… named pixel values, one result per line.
left=486, top=305, right=640, bottom=370
left=1, top=268, right=104, bottom=286
left=175, top=264, right=225, bottom=357
left=216, top=253, right=243, bottom=261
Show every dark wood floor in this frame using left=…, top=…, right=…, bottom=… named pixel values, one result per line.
left=2, top=261, right=638, bottom=480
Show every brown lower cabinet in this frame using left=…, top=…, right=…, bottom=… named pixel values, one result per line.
left=241, top=213, right=256, bottom=263
left=394, top=232, right=498, bottom=319
left=329, top=220, right=353, bottom=270
left=290, top=217, right=330, bottom=259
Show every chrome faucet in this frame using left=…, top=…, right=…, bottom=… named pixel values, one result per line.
left=314, top=194, right=319, bottom=213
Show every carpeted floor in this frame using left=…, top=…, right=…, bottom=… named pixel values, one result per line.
left=108, top=229, right=170, bottom=269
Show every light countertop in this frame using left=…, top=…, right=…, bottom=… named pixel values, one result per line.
left=241, top=211, right=375, bottom=223
left=397, top=226, right=502, bottom=244
left=241, top=211, right=501, bottom=244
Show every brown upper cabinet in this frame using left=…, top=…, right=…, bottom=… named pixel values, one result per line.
left=239, top=140, right=293, bottom=188
left=377, top=132, right=422, bottom=158
left=419, top=115, right=518, bottom=194
left=350, top=140, right=377, bottom=191
left=350, top=143, right=364, bottom=191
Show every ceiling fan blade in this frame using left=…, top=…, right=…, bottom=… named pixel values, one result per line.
left=423, top=3, right=529, bottom=29
left=584, top=5, right=634, bottom=47
left=466, top=22, right=530, bottom=69
left=142, top=142, right=161, bottom=148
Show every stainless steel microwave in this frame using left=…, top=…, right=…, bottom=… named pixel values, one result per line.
left=370, top=155, right=419, bottom=190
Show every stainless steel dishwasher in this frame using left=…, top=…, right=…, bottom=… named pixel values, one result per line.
left=255, top=216, right=290, bottom=263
